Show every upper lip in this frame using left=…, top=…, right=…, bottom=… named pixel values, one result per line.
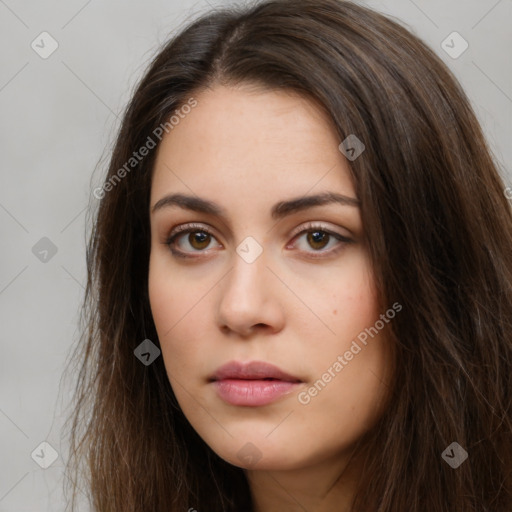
left=210, top=360, right=302, bottom=382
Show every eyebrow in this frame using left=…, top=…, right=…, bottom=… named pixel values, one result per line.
left=151, top=191, right=360, bottom=220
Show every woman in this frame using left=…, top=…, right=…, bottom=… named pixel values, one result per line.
left=63, top=0, right=512, bottom=510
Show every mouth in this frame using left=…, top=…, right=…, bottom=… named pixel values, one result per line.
left=209, top=360, right=303, bottom=406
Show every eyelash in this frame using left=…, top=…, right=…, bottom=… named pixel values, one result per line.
left=163, top=222, right=353, bottom=260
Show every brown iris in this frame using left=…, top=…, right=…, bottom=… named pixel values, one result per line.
left=307, top=231, right=329, bottom=250
left=189, top=231, right=211, bottom=250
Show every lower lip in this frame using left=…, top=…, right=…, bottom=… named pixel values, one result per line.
left=213, top=379, right=300, bottom=406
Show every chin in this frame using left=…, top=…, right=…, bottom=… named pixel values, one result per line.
left=206, top=436, right=312, bottom=471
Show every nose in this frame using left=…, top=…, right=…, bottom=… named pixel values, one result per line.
left=216, top=247, right=285, bottom=338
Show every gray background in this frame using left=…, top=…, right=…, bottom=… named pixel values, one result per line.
left=0, top=0, right=510, bottom=510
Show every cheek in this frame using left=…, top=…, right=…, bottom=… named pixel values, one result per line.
left=340, top=255, right=379, bottom=334
left=301, top=253, right=390, bottom=407
left=148, top=258, right=200, bottom=372
left=310, top=251, right=381, bottom=353
left=148, top=251, right=209, bottom=334
left=334, top=287, right=381, bottom=350
left=148, top=262, right=219, bottom=427
left=148, top=264, right=178, bottom=340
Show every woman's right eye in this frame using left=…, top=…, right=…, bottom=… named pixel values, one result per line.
left=164, top=225, right=222, bottom=258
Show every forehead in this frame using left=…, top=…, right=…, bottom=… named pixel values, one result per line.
left=150, top=84, right=356, bottom=208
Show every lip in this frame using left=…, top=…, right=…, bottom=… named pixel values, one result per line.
left=210, top=360, right=302, bottom=406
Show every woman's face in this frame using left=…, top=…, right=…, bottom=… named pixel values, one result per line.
left=148, top=84, right=394, bottom=472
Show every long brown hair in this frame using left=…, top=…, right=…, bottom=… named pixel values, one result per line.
left=62, top=0, right=512, bottom=510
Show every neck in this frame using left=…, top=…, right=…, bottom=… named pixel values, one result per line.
left=245, top=449, right=361, bottom=512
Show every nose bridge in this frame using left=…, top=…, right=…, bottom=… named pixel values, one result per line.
left=224, top=243, right=268, bottom=307
left=216, top=240, right=284, bottom=335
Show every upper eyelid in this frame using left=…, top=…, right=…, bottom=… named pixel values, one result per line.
left=288, top=221, right=350, bottom=239
left=168, top=221, right=348, bottom=239
left=169, top=222, right=217, bottom=237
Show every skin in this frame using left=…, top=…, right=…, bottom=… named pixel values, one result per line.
left=148, top=84, right=394, bottom=512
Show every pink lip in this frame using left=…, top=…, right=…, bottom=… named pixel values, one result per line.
left=210, top=360, right=302, bottom=407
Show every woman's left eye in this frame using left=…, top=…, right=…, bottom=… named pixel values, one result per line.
left=288, top=227, right=353, bottom=256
